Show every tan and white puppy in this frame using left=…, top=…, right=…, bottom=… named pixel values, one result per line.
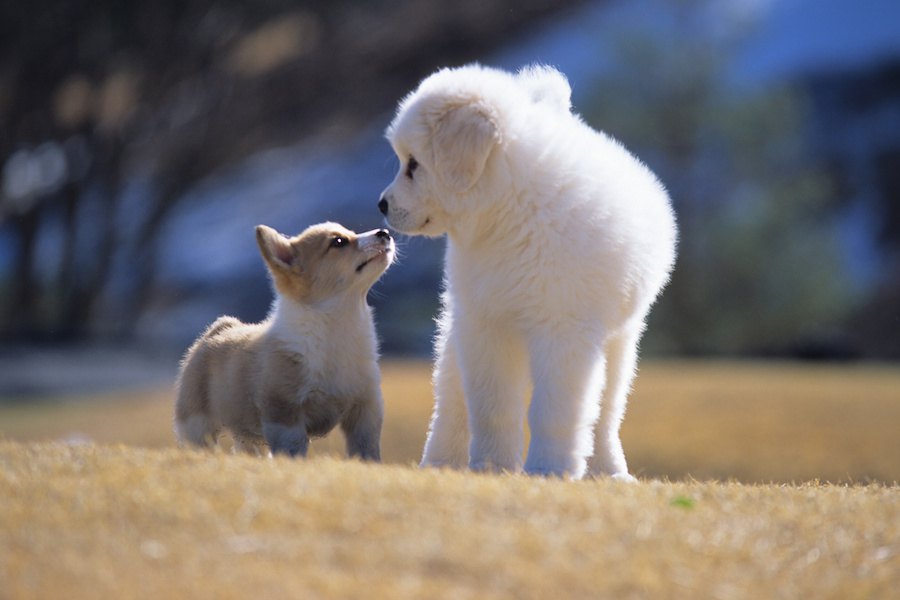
left=175, top=222, right=394, bottom=459
left=379, top=64, right=677, bottom=480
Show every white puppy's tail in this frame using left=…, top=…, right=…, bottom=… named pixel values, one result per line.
left=516, top=65, right=572, bottom=113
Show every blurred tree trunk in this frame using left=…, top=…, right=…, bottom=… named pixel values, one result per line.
left=6, top=211, right=41, bottom=338
left=56, top=183, right=82, bottom=338
left=1, top=0, right=587, bottom=344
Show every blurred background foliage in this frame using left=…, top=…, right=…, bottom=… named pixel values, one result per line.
left=581, top=5, right=858, bottom=356
left=1, top=0, right=899, bottom=379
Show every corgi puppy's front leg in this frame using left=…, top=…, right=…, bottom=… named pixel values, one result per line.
left=341, top=393, right=384, bottom=461
left=263, top=420, right=309, bottom=457
left=261, top=395, right=308, bottom=457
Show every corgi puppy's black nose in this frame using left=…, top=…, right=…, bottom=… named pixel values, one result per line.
left=378, top=196, right=389, bottom=215
left=375, top=229, right=391, bottom=240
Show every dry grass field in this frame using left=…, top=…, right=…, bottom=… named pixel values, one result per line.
left=1, top=360, right=899, bottom=598
left=3, top=360, right=898, bottom=483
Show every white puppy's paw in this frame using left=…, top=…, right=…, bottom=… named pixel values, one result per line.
left=524, top=466, right=569, bottom=479
left=524, top=448, right=588, bottom=480
left=524, top=458, right=588, bottom=480
left=419, top=459, right=466, bottom=470
left=609, top=472, right=638, bottom=484
left=469, top=458, right=523, bottom=475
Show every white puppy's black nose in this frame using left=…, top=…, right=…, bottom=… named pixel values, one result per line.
left=378, top=196, right=389, bottom=215
left=375, top=229, right=391, bottom=241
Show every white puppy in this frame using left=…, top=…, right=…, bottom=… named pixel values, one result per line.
left=379, top=64, right=677, bottom=480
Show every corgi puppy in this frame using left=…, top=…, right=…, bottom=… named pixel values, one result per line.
left=174, top=222, right=394, bottom=460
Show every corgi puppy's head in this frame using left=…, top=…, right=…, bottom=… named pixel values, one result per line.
left=256, top=222, right=394, bottom=305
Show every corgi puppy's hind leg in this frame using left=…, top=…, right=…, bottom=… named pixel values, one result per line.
left=174, top=336, right=220, bottom=448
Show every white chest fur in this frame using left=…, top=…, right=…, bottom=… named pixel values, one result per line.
left=267, top=297, right=380, bottom=398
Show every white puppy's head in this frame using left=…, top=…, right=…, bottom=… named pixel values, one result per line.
left=378, top=64, right=572, bottom=237
left=378, top=66, right=508, bottom=237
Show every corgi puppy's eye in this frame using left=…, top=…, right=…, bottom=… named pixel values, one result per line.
left=405, top=156, right=418, bottom=179
left=330, top=236, right=348, bottom=249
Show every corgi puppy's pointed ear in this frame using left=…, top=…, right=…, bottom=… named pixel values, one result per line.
left=256, top=225, right=296, bottom=271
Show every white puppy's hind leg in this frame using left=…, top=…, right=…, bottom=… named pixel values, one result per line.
left=421, top=332, right=470, bottom=469
left=589, top=325, right=643, bottom=481
left=524, top=332, right=606, bottom=480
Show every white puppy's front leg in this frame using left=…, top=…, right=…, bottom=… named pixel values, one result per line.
left=524, top=332, right=607, bottom=479
left=459, top=323, right=528, bottom=473
left=421, top=326, right=470, bottom=469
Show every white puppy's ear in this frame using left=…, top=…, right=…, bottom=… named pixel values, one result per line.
left=430, top=101, right=499, bottom=192
left=516, top=65, right=571, bottom=113
left=256, top=225, right=295, bottom=271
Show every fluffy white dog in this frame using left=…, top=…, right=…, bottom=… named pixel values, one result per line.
left=379, top=64, right=677, bottom=480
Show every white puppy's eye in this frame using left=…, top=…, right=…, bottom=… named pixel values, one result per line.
left=330, top=236, right=348, bottom=249
left=405, top=156, right=418, bottom=179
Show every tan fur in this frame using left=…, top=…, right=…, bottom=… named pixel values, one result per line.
left=174, top=222, right=394, bottom=459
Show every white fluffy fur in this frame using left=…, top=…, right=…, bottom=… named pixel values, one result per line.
left=380, top=64, right=677, bottom=479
